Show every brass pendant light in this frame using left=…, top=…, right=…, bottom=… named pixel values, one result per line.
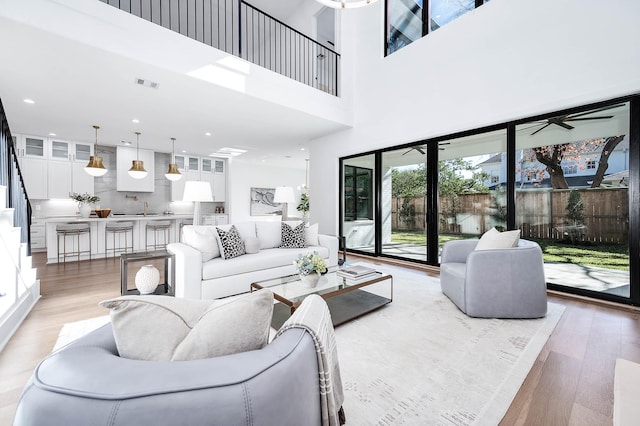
left=128, top=131, right=148, bottom=179
left=165, top=137, right=182, bottom=181
left=84, top=125, right=108, bottom=177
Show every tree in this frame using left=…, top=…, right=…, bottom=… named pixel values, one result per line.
left=565, top=190, right=585, bottom=225
left=520, top=135, right=625, bottom=189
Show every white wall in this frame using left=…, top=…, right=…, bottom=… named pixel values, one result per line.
left=228, top=160, right=306, bottom=223
left=311, top=0, right=640, bottom=234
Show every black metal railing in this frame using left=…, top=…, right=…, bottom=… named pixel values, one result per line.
left=100, top=0, right=340, bottom=96
left=0, top=99, right=31, bottom=254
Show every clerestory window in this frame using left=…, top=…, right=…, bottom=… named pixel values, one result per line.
left=386, top=0, right=487, bottom=56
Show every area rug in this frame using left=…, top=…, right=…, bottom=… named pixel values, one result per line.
left=54, top=265, right=564, bottom=425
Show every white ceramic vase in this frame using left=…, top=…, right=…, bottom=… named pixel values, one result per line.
left=79, top=203, right=92, bottom=218
left=300, top=273, right=320, bottom=288
left=135, top=265, right=160, bottom=294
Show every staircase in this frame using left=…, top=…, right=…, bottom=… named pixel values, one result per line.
left=0, top=185, right=40, bottom=351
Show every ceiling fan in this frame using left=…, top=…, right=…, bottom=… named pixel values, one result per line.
left=526, top=103, right=625, bottom=136
left=401, top=142, right=450, bottom=155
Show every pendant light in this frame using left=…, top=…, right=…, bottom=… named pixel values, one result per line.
left=128, top=131, right=148, bottom=179
left=165, top=137, right=182, bottom=181
left=84, top=125, right=108, bottom=177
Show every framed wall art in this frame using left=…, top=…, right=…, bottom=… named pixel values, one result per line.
left=250, top=187, right=282, bottom=216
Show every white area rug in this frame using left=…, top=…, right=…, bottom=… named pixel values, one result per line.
left=54, top=264, right=564, bottom=425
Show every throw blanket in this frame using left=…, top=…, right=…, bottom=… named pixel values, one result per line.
left=275, top=295, right=345, bottom=426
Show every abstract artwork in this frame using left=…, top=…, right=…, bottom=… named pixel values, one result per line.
left=250, top=187, right=282, bottom=216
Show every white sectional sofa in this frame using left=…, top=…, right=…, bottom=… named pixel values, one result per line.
left=167, top=221, right=338, bottom=299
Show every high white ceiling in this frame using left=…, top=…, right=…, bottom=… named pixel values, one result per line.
left=0, top=0, right=345, bottom=169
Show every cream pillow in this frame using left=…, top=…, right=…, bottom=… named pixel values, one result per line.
left=182, top=226, right=220, bottom=261
left=244, top=236, right=261, bottom=254
left=99, top=290, right=274, bottom=361
left=305, top=223, right=319, bottom=246
left=475, top=227, right=521, bottom=251
left=255, top=221, right=281, bottom=249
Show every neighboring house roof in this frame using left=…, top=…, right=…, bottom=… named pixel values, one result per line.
left=478, top=153, right=503, bottom=166
left=517, top=175, right=595, bottom=189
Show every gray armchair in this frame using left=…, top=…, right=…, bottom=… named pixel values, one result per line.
left=440, top=238, right=547, bottom=318
left=15, top=312, right=325, bottom=425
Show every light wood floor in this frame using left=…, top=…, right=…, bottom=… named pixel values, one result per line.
left=1, top=253, right=638, bottom=425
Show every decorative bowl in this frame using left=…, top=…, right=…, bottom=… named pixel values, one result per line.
left=95, top=208, right=111, bottom=218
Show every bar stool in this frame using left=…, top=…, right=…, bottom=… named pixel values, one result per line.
left=105, top=221, right=134, bottom=259
left=56, top=223, right=91, bottom=264
left=179, top=219, right=193, bottom=242
left=145, top=220, right=172, bottom=251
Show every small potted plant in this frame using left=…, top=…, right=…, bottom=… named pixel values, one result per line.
left=294, top=251, right=327, bottom=287
left=70, top=192, right=100, bottom=218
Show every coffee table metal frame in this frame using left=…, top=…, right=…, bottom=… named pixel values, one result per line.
left=251, top=270, right=393, bottom=326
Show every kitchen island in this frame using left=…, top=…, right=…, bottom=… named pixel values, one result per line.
left=43, top=214, right=194, bottom=264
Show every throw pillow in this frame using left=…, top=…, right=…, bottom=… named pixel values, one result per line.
left=244, top=236, right=261, bottom=254
left=475, top=227, right=521, bottom=251
left=182, top=226, right=220, bottom=261
left=305, top=223, right=319, bottom=246
left=255, top=221, right=281, bottom=249
left=216, top=225, right=246, bottom=259
left=280, top=221, right=306, bottom=248
left=99, top=289, right=274, bottom=361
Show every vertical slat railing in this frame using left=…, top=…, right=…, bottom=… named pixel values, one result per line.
left=100, top=0, right=339, bottom=96
left=0, top=99, right=31, bottom=254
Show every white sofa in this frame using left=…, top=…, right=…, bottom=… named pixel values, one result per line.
left=167, top=222, right=338, bottom=299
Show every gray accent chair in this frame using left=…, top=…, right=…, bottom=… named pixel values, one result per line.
left=14, top=324, right=322, bottom=425
left=440, top=238, right=547, bottom=318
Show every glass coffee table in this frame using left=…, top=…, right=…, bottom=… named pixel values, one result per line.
left=251, top=269, right=393, bottom=328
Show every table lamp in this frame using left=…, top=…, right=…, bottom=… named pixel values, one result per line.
left=183, top=181, right=213, bottom=226
left=274, top=186, right=295, bottom=221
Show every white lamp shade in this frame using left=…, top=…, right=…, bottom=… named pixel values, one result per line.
left=165, top=172, right=182, bottom=181
left=135, top=264, right=160, bottom=294
left=273, top=186, right=295, bottom=203
left=183, top=180, right=213, bottom=202
left=128, top=169, right=148, bottom=179
left=84, top=165, right=108, bottom=177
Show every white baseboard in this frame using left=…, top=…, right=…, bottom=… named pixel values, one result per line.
left=0, top=281, right=40, bottom=352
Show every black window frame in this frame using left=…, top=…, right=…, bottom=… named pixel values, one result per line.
left=344, top=165, right=374, bottom=221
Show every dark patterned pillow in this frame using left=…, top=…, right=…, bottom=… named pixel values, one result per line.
left=280, top=222, right=306, bottom=248
left=216, top=225, right=246, bottom=259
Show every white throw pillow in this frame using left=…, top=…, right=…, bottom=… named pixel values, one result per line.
left=305, top=223, right=319, bottom=246
left=255, top=221, right=281, bottom=249
left=244, top=236, right=261, bottom=254
left=182, top=226, right=220, bottom=261
left=475, top=227, right=521, bottom=251
left=99, top=290, right=274, bottom=361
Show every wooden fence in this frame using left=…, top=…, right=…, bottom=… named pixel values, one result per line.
left=392, top=188, right=629, bottom=244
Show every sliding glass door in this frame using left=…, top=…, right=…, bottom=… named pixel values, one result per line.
left=515, top=102, right=631, bottom=299
left=342, top=154, right=376, bottom=255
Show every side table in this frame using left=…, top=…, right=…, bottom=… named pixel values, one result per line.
left=120, top=250, right=175, bottom=296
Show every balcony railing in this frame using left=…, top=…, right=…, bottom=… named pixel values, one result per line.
left=100, top=0, right=340, bottom=96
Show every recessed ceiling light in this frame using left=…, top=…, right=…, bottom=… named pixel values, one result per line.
left=211, top=147, right=248, bottom=157
left=121, top=140, right=132, bottom=145
left=23, top=99, right=35, bottom=104
left=300, top=147, right=305, bottom=151
left=132, top=119, right=140, bottom=123
left=205, top=132, right=212, bottom=136
left=48, top=133, right=56, bottom=136
left=181, top=150, right=187, bottom=153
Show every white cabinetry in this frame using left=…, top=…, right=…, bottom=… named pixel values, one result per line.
left=14, top=135, right=46, bottom=159
left=171, top=156, right=226, bottom=202
left=49, top=139, right=92, bottom=163
left=20, top=158, right=48, bottom=199
left=46, top=161, right=93, bottom=199
left=30, top=218, right=46, bottom=252
left=116, top=146, right=155, bottom=192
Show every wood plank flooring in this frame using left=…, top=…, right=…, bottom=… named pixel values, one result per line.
left=1, top=253, right=639, bottom=425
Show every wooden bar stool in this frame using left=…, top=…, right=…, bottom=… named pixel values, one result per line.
left=105, top=221, right=134, bottom=259
left=145, top=220, right=172, bottom=251
left=56, top=223, right=91, bottom=264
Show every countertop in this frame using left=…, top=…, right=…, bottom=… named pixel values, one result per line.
left=42, top=214, right=194, bottom=223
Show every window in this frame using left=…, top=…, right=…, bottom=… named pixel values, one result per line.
left=491, top=174, right=499, bottom=183
left=344, top=166, right=373, bottom=221
left=587, top=160, right=596, bottom=169
left=563, top=164, right=578, bottom=175
left=386, top=0, right=485, bottom=55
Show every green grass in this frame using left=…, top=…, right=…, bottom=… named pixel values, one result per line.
left=391, top=231, right=629, bottom=271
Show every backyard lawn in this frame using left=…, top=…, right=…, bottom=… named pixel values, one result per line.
left=391, top=231, right=629, bottom=271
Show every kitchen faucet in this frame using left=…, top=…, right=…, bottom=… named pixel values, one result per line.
left=144, top=201, right=148, bottom=217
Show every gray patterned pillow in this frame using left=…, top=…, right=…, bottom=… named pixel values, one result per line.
left=280, top=222, right=306, bottom=248
left=216, top=225, right=246, bottom=259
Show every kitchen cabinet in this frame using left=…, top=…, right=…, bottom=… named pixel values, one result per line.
left=30, top=218, right=46, bottom=252
left=116, top=146, right=155, bottom=192
left=47, top=161, right=94, bottom=199
left=49, top=139, right=93, bottom=162
left=20, top=158, right=48, bottom=199
left=170, top=156, right=226, bottom=202
left=13, top=135, right=46, bottom=160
